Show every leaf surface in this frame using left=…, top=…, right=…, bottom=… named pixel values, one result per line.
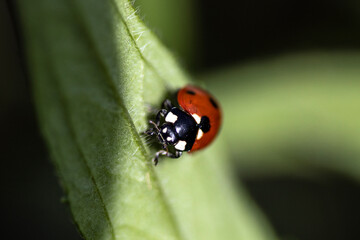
left=18, top=0, right=277, bottom=239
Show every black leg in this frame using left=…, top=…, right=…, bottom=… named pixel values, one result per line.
left=152, top=150, right=183, bottom=166
left=152, top=150, right=167, bottom=166
left=167, top=150, right=183, bottom=159
left=162, top=99, right=173, bottom=110
left=155, top=109, right=168, bottom=125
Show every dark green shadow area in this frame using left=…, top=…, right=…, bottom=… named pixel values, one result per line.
left=18, top=0, right=123, bottom=238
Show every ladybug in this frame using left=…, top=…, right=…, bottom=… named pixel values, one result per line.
left=145, top=85, right=222, bottom=165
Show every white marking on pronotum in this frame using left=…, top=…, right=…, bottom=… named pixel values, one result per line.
left=196, top=129, right=204, bottom=140
left=162, top=127, right=168, bottom=133
left=165, top=112, right=178, bottom=123
left=175, top=140, right=187, bottom=151
left=192, top=114, right=201, bottom=124
left=166, top=137, right=172, bottom=142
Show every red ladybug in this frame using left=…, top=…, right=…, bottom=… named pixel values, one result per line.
left=145, top=85, right=222, bottom=165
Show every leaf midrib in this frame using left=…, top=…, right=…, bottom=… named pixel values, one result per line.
left=66, top=0, right=185, bottom=239
left=111, top=0, right=175, bottom=86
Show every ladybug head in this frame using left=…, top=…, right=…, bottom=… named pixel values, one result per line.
left=158, top=123, right=178, bottom=145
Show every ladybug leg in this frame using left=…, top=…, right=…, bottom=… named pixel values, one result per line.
left=155, top=109, right=168, bottom=125
left=152, top=150, right=167, bottom=165
left=152, top=150, right=182, bottom=166
left=167, top=150, right=183, bottom=159
left=151, top=99, right=172, bottom=126
left=162, top=99, right=173, bottom=110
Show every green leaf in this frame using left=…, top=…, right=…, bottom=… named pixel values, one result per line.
left=134, top=0, right=196, bottom=65
left=18, top=0, right=277, bottom=239
left=205, top=52, right=360, bottom=179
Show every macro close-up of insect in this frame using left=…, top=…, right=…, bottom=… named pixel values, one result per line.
left=145, top=85, right=221, bottom=165
left=3, top=0, right=360, bottom=239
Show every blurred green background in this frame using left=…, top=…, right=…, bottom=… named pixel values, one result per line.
left=2, top=0, right=360, bottom=239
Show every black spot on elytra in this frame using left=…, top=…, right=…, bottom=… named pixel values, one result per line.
left=199, top=116, right=211, bottom=133
left=186, top=90, right=196, bottom=95
left=209, top=97, right=218, bottom=109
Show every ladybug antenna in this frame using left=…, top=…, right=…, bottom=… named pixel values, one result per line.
left=148, top=120, right=166, bottom=143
